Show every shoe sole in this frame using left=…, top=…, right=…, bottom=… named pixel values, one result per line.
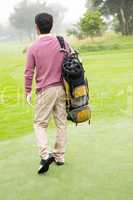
left=56, top=162, right=64, bottom=166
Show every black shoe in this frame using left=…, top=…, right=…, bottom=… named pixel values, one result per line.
left=49, top=153, right=64, bottom=166
left=56, top=161, right=64, bottom=166
left=38, top=155, right=54, bottom=174
left=48, top=153, right=55, bottom=165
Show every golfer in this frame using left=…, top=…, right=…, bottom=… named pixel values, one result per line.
left=24, top=13, right=70, bottom=174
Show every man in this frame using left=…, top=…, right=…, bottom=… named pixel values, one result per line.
left=24, top=13, right=70, bottom=174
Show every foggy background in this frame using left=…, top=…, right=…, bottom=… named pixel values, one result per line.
left=0, top=0, right=86, bottom=41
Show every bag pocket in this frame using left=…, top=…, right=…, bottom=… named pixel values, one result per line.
left=67, top=105, right=91, bottom=123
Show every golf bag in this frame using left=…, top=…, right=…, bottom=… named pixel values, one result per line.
left=57, top=36, right=91, bottom=125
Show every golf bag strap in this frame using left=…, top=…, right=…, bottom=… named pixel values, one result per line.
left=56, top=36, right=66, bottom=50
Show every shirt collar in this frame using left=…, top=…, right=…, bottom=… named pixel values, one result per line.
left=39, top=33, right=52, bottom=38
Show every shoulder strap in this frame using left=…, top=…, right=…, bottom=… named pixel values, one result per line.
left=56, top=36, right=66, bottom=50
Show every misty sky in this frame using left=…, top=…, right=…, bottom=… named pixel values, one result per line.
left=0, top=0, right=86, bottom=25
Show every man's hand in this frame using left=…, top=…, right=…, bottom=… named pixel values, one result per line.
left=26, top=93, right=33, bottom=106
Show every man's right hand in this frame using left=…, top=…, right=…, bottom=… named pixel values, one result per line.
left=26, top=93, right=33, bottom=106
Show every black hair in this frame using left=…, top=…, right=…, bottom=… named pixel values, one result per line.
left=35, top=13, right=53, bottom=34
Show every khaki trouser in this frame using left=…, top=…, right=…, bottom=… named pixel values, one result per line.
left=34, top=85, right=67, bottom=162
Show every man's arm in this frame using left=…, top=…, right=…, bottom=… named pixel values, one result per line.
left=24, top=47, right=35, bottom=97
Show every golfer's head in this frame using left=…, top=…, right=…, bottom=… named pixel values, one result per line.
left=35, top=13, right=53, bottom=35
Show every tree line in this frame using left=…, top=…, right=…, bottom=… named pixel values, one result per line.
left=68, top=0, right=133, bottom=39
left=0, top=0, right=133, bottom=41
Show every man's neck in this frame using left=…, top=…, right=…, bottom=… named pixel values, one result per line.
left=39, top=33, right=52, bottom=38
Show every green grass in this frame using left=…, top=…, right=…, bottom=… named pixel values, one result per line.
left=72, top=35, right=133, bottom=52
left=0, top=120, right=133, bottom=200
left=0, top=37, right=133, bottom=199
left=0, top=40, right=133, bottom=139
left=0, top=43, right=34, bottom=140
left=82, top=48, right=133, bottom=119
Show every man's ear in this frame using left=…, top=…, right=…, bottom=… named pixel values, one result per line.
left=36, top=24, right=40, bottom=35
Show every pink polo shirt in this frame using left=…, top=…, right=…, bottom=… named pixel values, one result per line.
left=24, top=35, right=70, bottom=95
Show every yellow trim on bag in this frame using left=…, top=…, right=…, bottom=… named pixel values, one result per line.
left=76, top=108, right=91, bottom=123
left=64, top=80, right=69, bottom=95
left=74, top=85, right=87, bottom=97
